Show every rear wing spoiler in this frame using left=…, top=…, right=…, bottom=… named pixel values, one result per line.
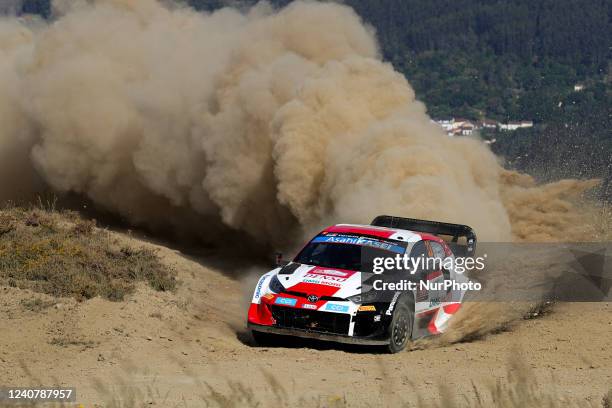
left=371, top=215, right=477, bottom=256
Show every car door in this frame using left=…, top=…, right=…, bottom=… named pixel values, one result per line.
left=428, top=240, right=450, bottom=306
left=410, top=240, right=439, bottom=314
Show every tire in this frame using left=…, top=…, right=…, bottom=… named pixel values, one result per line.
left=251, top=330, right=281, bottom=347
left=386, top=301, right=414, bottom=353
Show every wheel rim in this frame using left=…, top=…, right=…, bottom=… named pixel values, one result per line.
left=392, top=314, right=409, bottom=346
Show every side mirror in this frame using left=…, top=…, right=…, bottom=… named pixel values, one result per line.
left=275, top=252, right=289, bottom=267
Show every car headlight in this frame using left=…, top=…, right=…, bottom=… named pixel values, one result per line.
left=268, top=274, right=285, bottom=294
left=347, top=290, right=379, bottom=304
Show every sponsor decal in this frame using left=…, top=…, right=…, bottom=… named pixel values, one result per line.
left=325, top=303, right=349, bottom=313
left=307, top=294, right=319, bottom=303
left=358, top=305, right=376, bottom=312
left=302, top=304, right=317, bottom=310
left=254, top=276, right=266, bottom=300
left=373, top=315, right=381, bottom=322
left=304, top=270, right=349, bottom=282
left=305, top=273, right=346, bottom=282
left=274, top=297, right=297, bottom=307
left=263, top=293, right=275, bottom=300
left=303, top=275, right=343, bottom=288
left=385, top=292, right=401, bottom=315
left=314, top=269, right=349, bottom=277
left=306, top=269, right=349, bottom=279
left=311, top=234, right=405, bottom=254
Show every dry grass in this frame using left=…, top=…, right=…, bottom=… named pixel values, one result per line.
left=0, top=203, right=176, bottom=301
left=85, top=360, right=611, bottom=408
left=49, top=337, right=97, bottom=349
left=602, top=390, right=611, bottom=408
left=20, top=297, right=56, bottom=312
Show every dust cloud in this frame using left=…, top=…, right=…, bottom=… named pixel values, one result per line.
left=1, top=0, right=608, bottom=350
left=0, top=0, right=24, bottom=15
left=0, top=0, right=603, bottom=249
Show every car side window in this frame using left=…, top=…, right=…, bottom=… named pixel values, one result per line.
left=430, top=242, right=446, bottom=261
left=409, top=241, right=429, bottom=274
left=409, top=241, right=428, bottom=259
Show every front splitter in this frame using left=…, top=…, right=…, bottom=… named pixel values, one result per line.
left=247, top=322, right=390, bottom=345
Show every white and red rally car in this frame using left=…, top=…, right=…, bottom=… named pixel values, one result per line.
left=247, top=215, right=476, bottom=353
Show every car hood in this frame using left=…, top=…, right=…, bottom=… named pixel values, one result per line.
left=275, top=263, right=362, bottom=299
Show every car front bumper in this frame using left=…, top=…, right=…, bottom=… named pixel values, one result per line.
left=247, top=321, right=390, bottom=346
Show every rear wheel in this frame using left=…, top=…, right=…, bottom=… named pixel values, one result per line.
left=386, top=302, right=414, bottom=353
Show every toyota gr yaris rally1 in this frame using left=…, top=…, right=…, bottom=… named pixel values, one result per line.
left=247, top=215, right=477, bottom=353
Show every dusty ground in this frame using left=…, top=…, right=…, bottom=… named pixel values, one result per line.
left=1, top=230, right=610, bottom=407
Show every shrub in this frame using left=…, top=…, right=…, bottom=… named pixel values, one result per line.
left=0, top=205, right=176, bottom=301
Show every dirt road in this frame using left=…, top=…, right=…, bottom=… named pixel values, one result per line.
left=1, top=231, right=610, bottom=407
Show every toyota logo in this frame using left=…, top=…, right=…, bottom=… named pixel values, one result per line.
left=307, top=295, right=319, bottom=303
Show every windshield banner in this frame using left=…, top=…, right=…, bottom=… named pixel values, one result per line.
left=312, top=233, right=406, bottom=254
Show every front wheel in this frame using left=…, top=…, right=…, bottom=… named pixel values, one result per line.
left=386, top=302, right=414, bottom=353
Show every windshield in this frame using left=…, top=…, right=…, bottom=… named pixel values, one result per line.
left=294, top=234, right=407, bottom=272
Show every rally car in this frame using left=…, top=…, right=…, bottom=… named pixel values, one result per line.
left=247, top=215, right=476, bottom=353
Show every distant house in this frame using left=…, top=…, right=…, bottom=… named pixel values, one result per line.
left=459, top=122, right=476, bottom=135
left=434, top=117, right=482, bottom=136
left=434, top=118, right=455, bottom=131
left=499, top=121, right=533, bottom=131
left=448, top=128, right=462, bottom=137
left=436, top=119, right=454, bottom=126
left=478, top=119, right=498, bottom=129
left=499, top=122, right=521, bottom=131
left=453, top=118, right=470, bottom=127
left=436, top=116, right=532, bottom=135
